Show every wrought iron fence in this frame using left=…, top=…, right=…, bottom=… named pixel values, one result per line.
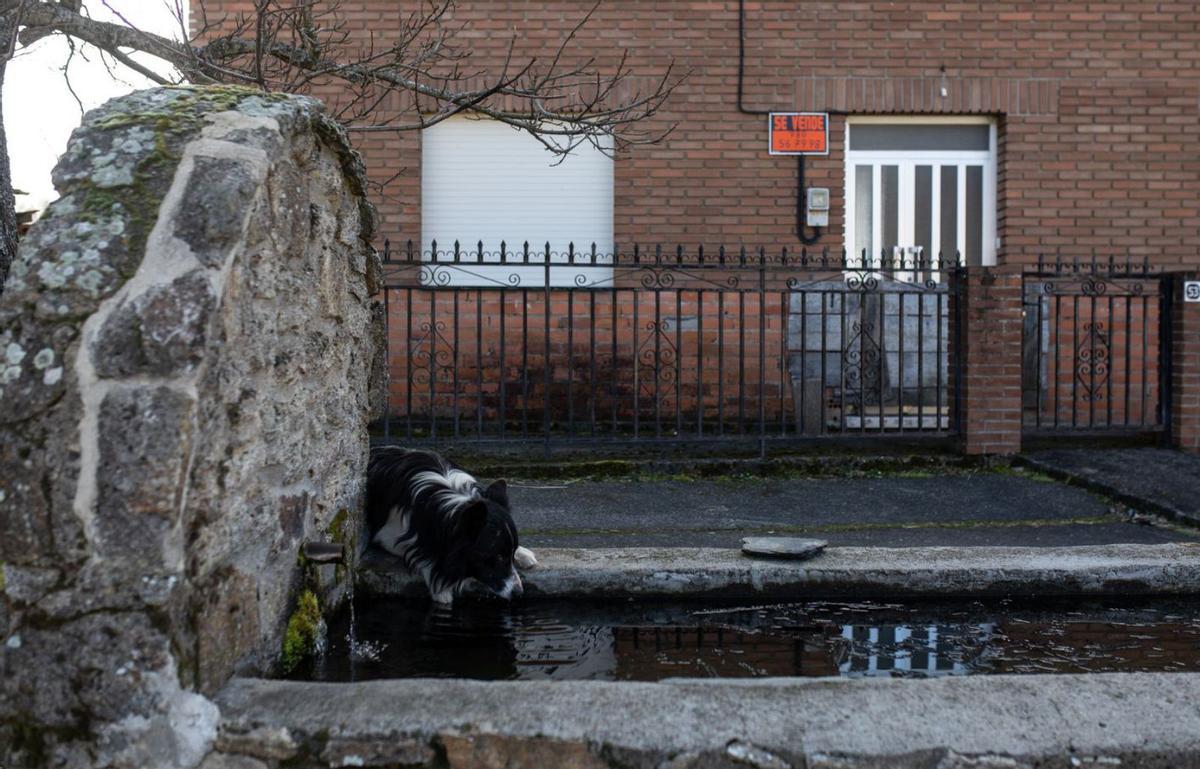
left=1021, top=256, right=1170, bottom=435
left=376, top=240, right=965, bottom=455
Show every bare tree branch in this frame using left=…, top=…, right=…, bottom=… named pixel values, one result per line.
left=8, top=0, right=682, bottom=156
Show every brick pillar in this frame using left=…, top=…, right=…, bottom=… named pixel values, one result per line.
left=953, top=268, right=1024, bottom=455
left=1171, top=274, right=1200, bottom=453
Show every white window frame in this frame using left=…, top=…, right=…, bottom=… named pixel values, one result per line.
left=420, top=116, right=615, bottom=288
left=844, top=116, right=997, bottom=269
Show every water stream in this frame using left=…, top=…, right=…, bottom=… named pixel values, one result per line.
left=291, top=595, right=1200, bottom=683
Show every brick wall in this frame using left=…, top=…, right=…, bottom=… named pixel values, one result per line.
left=1172, top=275, right=1200, bottom=453
left=200, top=1, right=1200, bottom=268
left=196, top=2, right=1200, bottom=454
left=956, top=269, right=1023, bottom=454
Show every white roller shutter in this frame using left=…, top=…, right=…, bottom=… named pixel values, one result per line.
left=421, top=117, right=614, bottom=286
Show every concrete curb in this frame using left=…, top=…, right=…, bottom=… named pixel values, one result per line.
left=214, top=673, right=1200, bottom=768
left=358, top=543, right=1200, bottom=599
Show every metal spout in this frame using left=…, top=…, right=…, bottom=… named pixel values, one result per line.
left=301, top=541, right=346, bottom=565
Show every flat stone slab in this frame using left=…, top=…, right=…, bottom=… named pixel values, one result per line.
left=358, top=542, right=1200, bottom=600
left=741, top=536, right=827, bottom=559
left=215, top=673, right=1200, bottom=767
left=531, top=521, right=1195, bottom=548
left=508, top=473, right=1200, bottom=549
left=1024, top=448, right=1200, bottom=527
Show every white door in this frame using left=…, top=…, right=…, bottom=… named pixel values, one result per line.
left=844, top=119, right=996, bottom=270
left=421, top=116, right=614, bottom=287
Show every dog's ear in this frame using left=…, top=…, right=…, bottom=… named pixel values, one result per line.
left=455, top=500, right=489, bottom=540
left=483, top=479, right=509, bottom=507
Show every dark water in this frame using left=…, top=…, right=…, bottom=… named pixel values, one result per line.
left=290, top=596, right=1200, bottom=682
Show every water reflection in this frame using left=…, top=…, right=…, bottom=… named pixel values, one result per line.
left=294, top=598, right=1200, bottom=683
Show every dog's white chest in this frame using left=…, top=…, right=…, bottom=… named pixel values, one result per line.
left=373, top=507, right=413, bottom=557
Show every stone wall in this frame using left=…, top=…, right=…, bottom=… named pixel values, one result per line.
left=0, top=86, right=379, bottom=768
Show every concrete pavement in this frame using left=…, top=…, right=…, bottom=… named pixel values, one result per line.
left=214, top=673, right=1200, bottom=768
left=1022, top=447, right=1200, bottom=528
left=503, top=469, right=1199, bottom=549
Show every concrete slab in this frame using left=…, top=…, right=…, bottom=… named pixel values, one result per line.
left=510, top=474, right=1109, bottom=529
left=507, top=473, right=1200, bottom=549
left=525, top=522, right=1195, bottom=549
left=1023, top=448, right=1200, bottom=527
left=215, top=673, right=1200, bottom=767
left=358, top=543, right=1200, bottom=600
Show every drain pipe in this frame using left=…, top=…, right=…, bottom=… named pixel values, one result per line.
left=301, top=541, right=346, bottom=565
left=737, top=0, right=825, bottom=246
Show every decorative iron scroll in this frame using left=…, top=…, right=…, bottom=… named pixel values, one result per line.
left=1075, top=322, right=1110, bottom=402
left=636, top=320, right=678, bottom=412
left=410, top=321, right=457, bottom=392
left=842, top=320, right=882, bottom=404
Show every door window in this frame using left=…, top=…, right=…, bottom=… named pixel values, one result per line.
left=845, top=121, right=996, bottom=269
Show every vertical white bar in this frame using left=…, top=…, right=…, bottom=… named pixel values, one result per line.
left=956, top=163, right=968, bottom=260
left=845, top=156, right=856, bottom=265
left=983, top=123, right=998, bottom=265
left=931, top=164, right=942, bottom=270
left=872, top=164, right=883, bottom=268
left=844, top=123, right=854, bottom=266
left=898, top=161, right=915, bottom=275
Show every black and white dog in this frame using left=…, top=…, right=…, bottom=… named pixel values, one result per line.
left=366, top=448, right=537, bottom=604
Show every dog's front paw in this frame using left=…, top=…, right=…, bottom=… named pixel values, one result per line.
left=514, top=546, right=538, bottom=570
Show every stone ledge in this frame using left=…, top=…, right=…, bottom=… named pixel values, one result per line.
left=214, top=673, right=1200, bottom=768
left=358, top=543, right=1200, bottom=599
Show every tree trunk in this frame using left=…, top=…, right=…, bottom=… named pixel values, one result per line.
left=0, top=10, right=17, bottom=296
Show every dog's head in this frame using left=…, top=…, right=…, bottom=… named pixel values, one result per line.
left=454, top=480, right=523, bottom=599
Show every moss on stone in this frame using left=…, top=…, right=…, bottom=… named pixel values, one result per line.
left=327, top=508, right=350, bottom=546
left=280, top=589, right=323, bottom=675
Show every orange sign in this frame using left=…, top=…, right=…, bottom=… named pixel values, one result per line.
left=769, top=112, right=829, bottom=155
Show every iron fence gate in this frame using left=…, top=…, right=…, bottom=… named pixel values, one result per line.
left=1021, top=257, right=1171, bottom=437
left=376, top=241, right=964, bottom=455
